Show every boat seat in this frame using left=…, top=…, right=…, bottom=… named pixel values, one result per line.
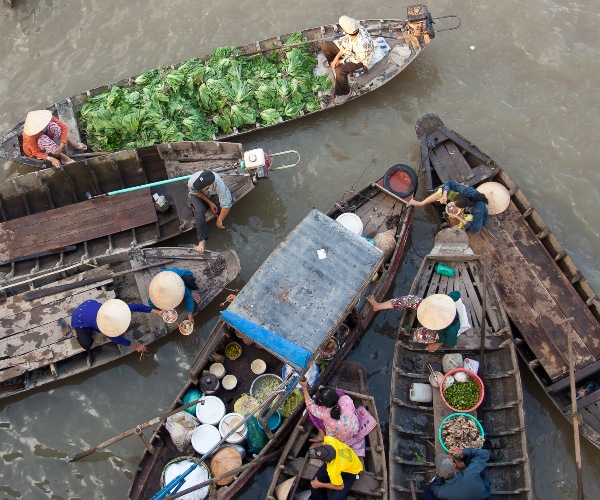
left=0, top=188, right=157, bottom=263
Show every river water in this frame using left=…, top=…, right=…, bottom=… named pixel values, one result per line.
left=1, top=0, right=599, bottom=498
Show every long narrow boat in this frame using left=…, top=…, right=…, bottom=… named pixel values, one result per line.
left=389, top=228, right=531, bottom=499
left=266, top=361, right=387, bottom=500
left=0, top=246, right=240, bottom=400
left=129, top=189, right=413, bottom=499
left=415, top=113, right=600, bottom=451
left=0, top=141, right=254, bottom=297
left=0, top=4, right=449, bottom=168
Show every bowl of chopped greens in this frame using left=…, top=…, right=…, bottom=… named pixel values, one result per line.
left=225, top=342, right=242, bottom=360
left=440, top=368, right=484, bottom=412
left=250, top=374, right=283, bottom=403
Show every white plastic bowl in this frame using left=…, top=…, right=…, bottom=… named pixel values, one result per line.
left=336, top=213, right=363, bottom=235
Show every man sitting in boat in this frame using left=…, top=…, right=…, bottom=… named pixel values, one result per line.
left=408, top=180, right=489, bottom=234
left=187, top=170, right=233, bottom=254
left=308, top=437, right=364, bottom=500
left=368, top=292, right=464, bottom=352
left=321, top=16, right=375, bottom=105
left=68, top=298, right=163, bottom=354
left=148, top=269, right=201, bottom=324
left=424, top=447, right=491, bottom=500
left=21, top=110, right=87, bottom=169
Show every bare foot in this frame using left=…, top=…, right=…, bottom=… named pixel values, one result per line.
left=76, top=142, right=87, bottom=151
left=309, top=435, right=322, bottom=443
left=194, top=242, right=205, bottom=254
left=366, top=295, right=379, bottom=309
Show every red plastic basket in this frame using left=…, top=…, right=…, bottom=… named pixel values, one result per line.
left=439, top=368, right=484, bottom=412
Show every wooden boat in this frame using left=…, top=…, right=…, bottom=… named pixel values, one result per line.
left=389, top=228, right=531, bottom=499
left=0, top=141, right=254, bottom=297
left=129, top=199, right=411, bottom=499
left=0, top=246, right=240, bottom=400
left=0, top=4, right=451, bottom=168
left=415, top=113, right=600, bottom=451
left=266, top=361, right=387, bottom=500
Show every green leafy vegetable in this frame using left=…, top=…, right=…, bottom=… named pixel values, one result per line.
left=78, top=32, right=331, bottom=151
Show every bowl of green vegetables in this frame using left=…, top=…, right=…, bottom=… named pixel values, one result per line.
left=440, top=368, right=484, bottom=412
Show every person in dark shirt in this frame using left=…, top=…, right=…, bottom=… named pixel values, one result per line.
left=423, top=448, right=491, bottom=500
left=70, top=298, right=163, bottom=352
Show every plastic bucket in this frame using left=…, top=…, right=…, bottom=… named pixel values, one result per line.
left=439, top=368, right=484, bottom=412
left=266, top=410, right=282, bottom=432
left=219, top=413, right=247, bottom=444
left=438, top=412, right=485, bottom=452
left=191, top=424, right=221, bottom=456
left=161, top=457, right=210, bottom=500
left=335, top=213, right=363, bottom=235
left=195, top=395, right=226, bottom=425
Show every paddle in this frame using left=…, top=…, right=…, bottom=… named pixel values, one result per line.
left=562, top=317, right=584, bottom=500
left=23, top=259, right=174, bottom=301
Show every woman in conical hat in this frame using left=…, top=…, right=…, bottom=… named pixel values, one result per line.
left=409, top=179, right=489, bottom=234
left=148, top=268, right=202, bottom=324
left=21, top=110, right=88, bottom=169
left=67, top=298, right=165, bottom=354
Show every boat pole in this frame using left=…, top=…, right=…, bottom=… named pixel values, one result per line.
left=68, top=397, right=203, bottom=462
left=562, top=317, right=584, bottom=500
left=478, top=254, right=488, bottom=378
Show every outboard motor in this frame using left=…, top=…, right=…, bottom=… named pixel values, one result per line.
left=407, top=4, right=436, bottom=39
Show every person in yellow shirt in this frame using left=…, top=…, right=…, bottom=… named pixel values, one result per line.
left=308, top=435, right=363, bottom=499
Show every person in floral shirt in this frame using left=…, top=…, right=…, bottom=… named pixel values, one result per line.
left=299, top=379, right=359, bottom=445
left=320, top=15, right=375, bottom=104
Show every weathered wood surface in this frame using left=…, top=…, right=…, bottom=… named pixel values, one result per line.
left=0, top=247, right=240, bottom=396
left=468, top=205, right=599, bottom=380
left=0, top=189, right=156, bottom=262
left=389, top=237, right=531, bottom=499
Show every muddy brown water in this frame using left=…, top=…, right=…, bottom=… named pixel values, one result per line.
left=1, top=1, right=600, bottom=498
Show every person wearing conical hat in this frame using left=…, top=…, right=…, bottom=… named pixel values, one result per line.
left=148, top=268, right=201, bottom=324
left=69, top=298, right=164, bottom=353
left=21, top=110, right=88, bottom=168
left=320, top=16, right=375, bottom=105
left=188, top=170, right=233, bottom=254
left=408, top=180, right=489, bottom=234
left=368, top=292, right=462, bottom=352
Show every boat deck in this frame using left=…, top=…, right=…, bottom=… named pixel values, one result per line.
left=0, top=189, right=156, bottom=263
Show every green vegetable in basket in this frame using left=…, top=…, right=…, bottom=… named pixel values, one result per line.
left=443, top=377, right=480, bottom=410
left=279, top=389, right=303, bottom=417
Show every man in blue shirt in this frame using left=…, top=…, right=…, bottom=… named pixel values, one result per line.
left=424, top=447, right=491, bottom=500
left=70, top=298, right=163, bottom=353
left=187, top=170, right=233, bottom=254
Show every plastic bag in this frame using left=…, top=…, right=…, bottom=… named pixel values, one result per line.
left=166, top=411, right=199, bottom=452
left=245, top=416, right=268, bottom=455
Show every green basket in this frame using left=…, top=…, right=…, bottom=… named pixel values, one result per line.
left=438, top=412, right=485, bottom=452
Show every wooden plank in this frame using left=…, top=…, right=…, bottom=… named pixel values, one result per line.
left=433, top=145, right=466, bottom=184
left=469, top=212, right=595, bottom=379
left=429, top=153, right=451, bottom=185
left=546, top=359, right=600, bottom=394
left=467, top=261, right=501, bottom=332
left=0, top=196, right=157, bottom=262
left=444, top=142, right=475, bottom=181
left=432, top=389, right=452, bottom=456
left=0, top=287, right=114, bottom=340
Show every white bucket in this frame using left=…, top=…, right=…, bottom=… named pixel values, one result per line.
left=409, top=382, right=433, bottom=403
left=219, top=413, right=248, bottom=444
left=336, top=213, right=363, bottom=235
left=162, top=458, right=210, bottom=500
left=195, top=396, right=226, bottom=425
left=191, top=424, right=221, bottom=456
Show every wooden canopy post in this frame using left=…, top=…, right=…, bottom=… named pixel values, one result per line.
left=562, top=317, right=584, bottom=500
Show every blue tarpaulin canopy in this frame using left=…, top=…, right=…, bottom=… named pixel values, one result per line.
left=223, top=209, right=383, bottom=371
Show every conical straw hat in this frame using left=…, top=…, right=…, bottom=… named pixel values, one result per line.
left=476, top=182, right=510, bottom=215
left=96, top=299, right=132, bottom=337
left=417, top=294, right=457, bottom=330
left=149, top=271, right=185, bottom=310
left=23, top=110, right=53, bottom=136
left=274, top=476, right=297, bottom=500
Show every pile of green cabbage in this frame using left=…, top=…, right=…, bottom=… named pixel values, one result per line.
left=79, top=33, right=331, bottom=151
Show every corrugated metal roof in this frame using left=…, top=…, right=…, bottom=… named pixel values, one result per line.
left=225, top=209, right=383, bottom=369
